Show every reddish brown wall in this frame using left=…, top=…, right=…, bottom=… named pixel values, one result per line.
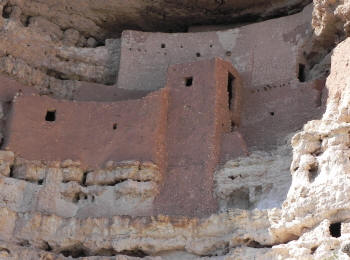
left=116, top=5, right=312, bottom=92
left=154, top=58, right=246, bottom=217
left=113, top=4, right=325, bottom=151
left=239, top=80, right=325, bottom=150
left=5, top=91, right=168, bottom=169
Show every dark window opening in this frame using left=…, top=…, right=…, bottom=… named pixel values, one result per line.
left=298, top=63, right=306, bottom=82
left=2, top=4, right=11, bottom=19
left=113, top=123, right=118, bottom=130
left=231, top=121, right=236, bottom=132
left=45, top=110, right=56, bottom=122
left=330, top=222, right=341, bottom=238
left=270, top=112, right=275, bottom=116
left=81, top=171, right=88, bottom=186
left=9, top=165, right=13, bottom=178
left=226, top=51, right=232, bottom=57
left=196, top=52, right=201, bottom=57
left=38, top=179, right=44, bottom=185
left=227, top=73, right=235, bottom=110
left=24, top=16, right=31, bottom=27
left=185, top=77, right=193, bottom=87
left=161, top=43, right=166, bottom=48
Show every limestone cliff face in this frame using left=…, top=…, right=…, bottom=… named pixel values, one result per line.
left=0, top=0, right=350, bottom=259
left=267, top=36, right=350, bottom=260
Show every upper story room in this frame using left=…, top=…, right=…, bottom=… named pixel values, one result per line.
left=115, top=5, right=314, bottom=92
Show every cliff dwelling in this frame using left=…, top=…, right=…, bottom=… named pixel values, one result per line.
left=2, top=0, right=350, bottom=258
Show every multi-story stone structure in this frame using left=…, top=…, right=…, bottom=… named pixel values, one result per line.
left=0, top=4, right=325, bottom=218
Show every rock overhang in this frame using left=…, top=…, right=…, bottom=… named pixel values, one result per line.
left=1, top=0, right=312, bottom=40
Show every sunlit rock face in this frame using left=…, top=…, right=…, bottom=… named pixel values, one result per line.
left=268, top=36, right=350, bottom=259
left=214, top=141, right=293, bottom=211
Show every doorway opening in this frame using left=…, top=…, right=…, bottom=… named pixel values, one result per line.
left=227, top=73, right=235, bottom=110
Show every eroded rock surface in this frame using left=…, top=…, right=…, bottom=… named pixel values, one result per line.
left=215, top=140, right=293, bottom=211
left=2, top=0, right=311, bottom=39
left=0, top=156, right=160, bottom=218
left=0, top=2, right=121, bottom=98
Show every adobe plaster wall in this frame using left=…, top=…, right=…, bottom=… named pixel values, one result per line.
left=4, top=93, right=168, bottom=169
left=155, top=59, right=245, bottom=217
left=114, top=4, right=326, bottom=151
left=239, top=79, right=326, bottom=149
left=116, top=5, right=313, bottom=92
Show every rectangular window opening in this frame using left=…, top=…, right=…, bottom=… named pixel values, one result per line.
left=45, top=110, right=56, bottom=122
left=185, top=77, right=193, bottom=87
left=298, top=63, right=306, bottom=82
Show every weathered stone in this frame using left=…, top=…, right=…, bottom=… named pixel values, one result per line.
left=215, top=140, right=292, bottom=211
left=0, top=18, right=120, bottom=94
left=0, top=158, right=160, bottom=218
left=63, top=28, right=80, bottom=47
left=117, top=6, right=313, bottom=92
left=87, top=37, right=97, bottom=48
left=28, top=16, right=63, bottom=42
left=2, top=0, right=311, bottom=40
left=86, top=161, right=160, bottom=185
left=0, top=151, right=14, bottom=177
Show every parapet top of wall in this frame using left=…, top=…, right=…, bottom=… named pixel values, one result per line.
left=116, top=4, right=313, bottom=91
